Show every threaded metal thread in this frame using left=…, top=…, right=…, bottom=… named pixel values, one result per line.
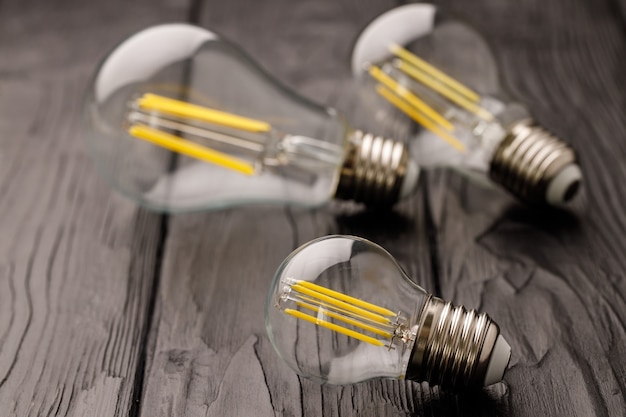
left=334, top=130, right=409, bottom=206
left=490, top=119, right=579, bottom=204
left=406, top=296, right=499, bottom=389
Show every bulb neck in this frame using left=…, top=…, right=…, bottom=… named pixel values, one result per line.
left=334, top=130, right=412, bottom=206
left=406, top=296, right=505, bottom=389
left=489, top=119, right=580, bottom=205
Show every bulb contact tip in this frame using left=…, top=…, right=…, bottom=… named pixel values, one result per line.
left=483, top=334, right=511, bottom=386
left=489, top=119, right=581, bottom=206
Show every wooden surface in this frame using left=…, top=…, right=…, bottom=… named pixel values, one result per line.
left=0, top=0, right=625, bottom=416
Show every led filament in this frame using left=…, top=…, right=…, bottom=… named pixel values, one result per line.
left=277, top=278, right=414, bottom=348
left=266, top=235, right=511, bottom=389
left=84, top=24, right=419, bottom=211
left=368, top=43, right=495, bottom=152
left=352, top=4, right=582, bottom=206
left=125, top=93, right=350, bottom=178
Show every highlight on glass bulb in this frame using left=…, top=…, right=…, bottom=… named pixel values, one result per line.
left=350, top=3, right=582, bottom=206
left=265, top=235, right=511, bottom=389
left=83, top=24, right=420, bottom=213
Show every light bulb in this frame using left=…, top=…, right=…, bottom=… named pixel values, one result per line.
left=265, top=235, right=511, bottom=389
left=350, top=4, right=582, bottom=206
left=83, top=24, right=420, bottom=213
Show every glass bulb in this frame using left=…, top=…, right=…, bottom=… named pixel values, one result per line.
left=83, top=24, right=419, bottom=212
left=351, top=4, right=582, bottom=206
left=266, top=235, right=511, bottom=389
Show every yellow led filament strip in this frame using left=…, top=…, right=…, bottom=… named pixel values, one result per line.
left=282, top=279, right=399, bottom=347
left=127, top=93, right=271, bottom=175
left=368, top=43, right=496, bottom=152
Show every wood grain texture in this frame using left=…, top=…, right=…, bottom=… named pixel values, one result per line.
left=136, top=2, right=450, bottom=416
left=1, top=0, right=625, bottom=416
left=0, top=0, right=190, bottom=415
left=425, top=0, right=626, bottom=415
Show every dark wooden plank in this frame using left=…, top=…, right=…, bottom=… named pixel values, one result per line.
left=135, top=1, right=459, bottom=416
left=426, top=0, right=626, bottom=415
left=139, top=0, right=626, bottom=415
left=139, top=208, right=441, bottom=417
left=611, top=0, right=626, bottom=23
left=0, top=0, right=191, bottom=415
left=192, top=0, right=396, bottom=102
left=2, top=0, right=623, bottom=415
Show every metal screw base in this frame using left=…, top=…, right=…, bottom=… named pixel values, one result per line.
left=489, top=119, right=579, bottom=204
left=334, top=130, right=409, bottom=206
left=406, top=296, right=500, bottom=389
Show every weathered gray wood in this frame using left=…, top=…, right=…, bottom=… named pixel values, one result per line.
left=138, top=0, right=626, bottom=415
left=136, top=1, right=448, bottom=416
left=0, top=0, right=190, bottom=415
left=426, top=0, right=626, bottom=415
left=1, top=0, right=625, bottom=416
